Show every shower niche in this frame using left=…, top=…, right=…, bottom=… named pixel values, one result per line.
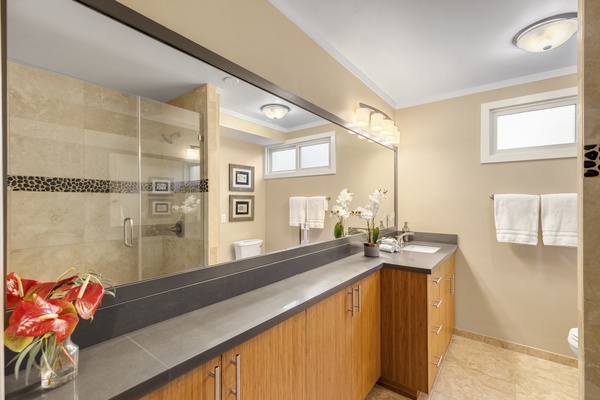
left=7, top=61, right=208, bottom=284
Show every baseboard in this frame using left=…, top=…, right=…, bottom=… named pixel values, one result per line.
left=454, top=328, right=578, bottom=368
left=377, top=377, right=420, bottom=400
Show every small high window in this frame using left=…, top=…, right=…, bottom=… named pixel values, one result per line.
left=480, top=88, right=577, bottom=163
left=265, top=132, right=336, bottom=178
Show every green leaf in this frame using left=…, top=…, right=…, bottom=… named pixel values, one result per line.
left=373, top=227, right=380, bottom=243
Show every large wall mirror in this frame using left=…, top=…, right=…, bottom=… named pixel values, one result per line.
left=4, top=0, right=396, bottom=298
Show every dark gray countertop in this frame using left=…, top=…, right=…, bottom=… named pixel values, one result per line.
left=5, top=239, right=457, bottom=400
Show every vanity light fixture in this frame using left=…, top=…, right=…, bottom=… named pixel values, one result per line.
left=354, top=103, right=400, bottom=144
left=261, top=104, right=290, bottom=120
left=513, top=12, right=578, bottom=53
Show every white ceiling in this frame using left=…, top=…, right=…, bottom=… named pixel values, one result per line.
left=269, top=0, right=578, bottom=108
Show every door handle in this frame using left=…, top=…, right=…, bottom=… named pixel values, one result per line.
left=230, top=354, right=240, bottom=400
left=123, top=217, right=133, bottom=247
left=209, top=365, right=220, bottom=400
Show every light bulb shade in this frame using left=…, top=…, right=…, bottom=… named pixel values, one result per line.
left=355, top=107, right=370, bottom=127
left=513, top=13, right=578, bottom=53
left=261, top=104, right=290, bottom=119
left=380, top=119, right=394, bottom=135
left=371, top=113, right=384, bottom=131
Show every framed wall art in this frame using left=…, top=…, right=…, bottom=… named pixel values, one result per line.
left=229, top=195, right=254, bottom=222
left=151, top=200, right=171, bottom=216
left=229, top=164, right=254, bottom=192
left=151, top=178, right=172, bottom=194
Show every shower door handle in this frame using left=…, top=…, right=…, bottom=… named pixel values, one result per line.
left=123, top=217, right=133, bottom=247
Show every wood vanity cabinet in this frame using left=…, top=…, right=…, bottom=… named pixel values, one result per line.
left=380, top=254, right=456, bottom=399
left=306, top=271, right=381, bottom=400
left=142, top=312, right=306, bottom=400
left=142, top=356, right=221, bottom=400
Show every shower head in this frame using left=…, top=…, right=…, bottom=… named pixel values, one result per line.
left=161, top=131, right=181, bottom=144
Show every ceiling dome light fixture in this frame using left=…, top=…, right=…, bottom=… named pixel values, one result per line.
left=513, top=12, right=578, bottom=53
left=261, top=104, right=290, bottom=120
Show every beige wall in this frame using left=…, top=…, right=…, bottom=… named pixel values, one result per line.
left=218, top=137, right=266, bottom=262
left=265, top=124, right=395, bottom=252
left=396, top=75, right=578, bottom=356
left=580, top=0, right=600, bottom=397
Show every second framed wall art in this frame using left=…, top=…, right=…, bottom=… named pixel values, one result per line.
left=229, top=164, right=254, bottom=192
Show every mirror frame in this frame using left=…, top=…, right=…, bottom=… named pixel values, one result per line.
left=2, top=0, right=398, bottom=309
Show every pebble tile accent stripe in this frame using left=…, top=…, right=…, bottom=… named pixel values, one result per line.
left=584, top=144, right=600, bottom=177
left=7, top=175, right=209, bottom=193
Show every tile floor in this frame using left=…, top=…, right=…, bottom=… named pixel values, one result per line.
left=366, top=335, right=578, bottom=400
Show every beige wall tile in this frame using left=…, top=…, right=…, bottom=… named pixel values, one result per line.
left=583, top=20, right=600, bottom=145
left=9, top=132, right=84, bottom=178
left=10, top=192, right=85, bottom=250
left=83, top=82, right=138, bottom=115
left=9, top=245, right=85, bottom=282
left=84, top=240, right=139, bottom=285
left=141, top=236, right=164, bottom=279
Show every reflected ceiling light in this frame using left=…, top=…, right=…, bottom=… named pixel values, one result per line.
left=513, top=13, right=578, bottom=53
left=353, top=103, right=399, bottom=144
left=261, top=104, right=290, bottom=120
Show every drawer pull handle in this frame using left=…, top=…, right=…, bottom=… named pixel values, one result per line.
left=209, top=366, right=220, bottom=400
left=353, top=285, right=362, bottom=313
left=431, top=276, right=442, bottom=284
left=432, top=355, right=443, bottom=368
left=432, top=325, right=443, bottom=335
left=347, top=290, right=355, bottom=317
left=432, top=299, right=443, bottom=308
left=230, top=354, right=240, bottom=399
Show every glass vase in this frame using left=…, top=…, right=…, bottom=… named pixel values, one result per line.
left=41, top=336, right=79, bottom=389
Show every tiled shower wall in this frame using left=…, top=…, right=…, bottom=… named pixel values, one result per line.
left=581, top=0, right=600, bottom=398
left=7, top=61, right=207, bottom=285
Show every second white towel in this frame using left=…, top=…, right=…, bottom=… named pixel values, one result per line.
left=306, top=196, right=328, bottom=229
left=541, top=193, right=577, bottom=247
left=494, top=194, right=540, bottom=245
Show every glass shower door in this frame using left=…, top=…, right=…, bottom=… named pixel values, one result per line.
left=139, top=98, right=206, bottom=279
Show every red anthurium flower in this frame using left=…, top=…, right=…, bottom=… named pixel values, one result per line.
left=23, top=275, right=79, bottom=302
left=63, top=281, right=105, bottom=320
left=6, top=272, right=41, bottom=308
left=5, top=295, right=78, bottom=346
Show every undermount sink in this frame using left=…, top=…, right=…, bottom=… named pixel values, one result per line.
left=401, top=244, right=441, bottom=253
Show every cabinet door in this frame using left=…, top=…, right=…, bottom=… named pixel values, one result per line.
left=221, top=312, right=306, bottom=400
left=352, top=271, right=381, bottom=400
left=306, top=284, right=353, bottom=400
left=141, top=356, right=221, bottom=400
left=380, top=268, right=429, bottom=395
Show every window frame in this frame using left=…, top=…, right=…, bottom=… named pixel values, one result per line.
left=480, top=87, right=577, bottom=164
left=264, top=131, right=336, bottom=179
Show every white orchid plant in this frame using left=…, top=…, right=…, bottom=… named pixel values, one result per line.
left=172, top=195, right=201, bottom=220
left=330, top=188, right=353, bottom=238
left=352, top=188, right=388, bottom=245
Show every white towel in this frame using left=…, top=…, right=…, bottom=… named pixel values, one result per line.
left=289, top=197, right=306, bottom=227
left=541, top=193, right=578, bottom=247
left=306, top=196, right=328, bottom=229
left=494, top=194, right=539, bottom=245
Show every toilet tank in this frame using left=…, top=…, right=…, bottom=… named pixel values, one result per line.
left=233, top=239, right=263, bottom=260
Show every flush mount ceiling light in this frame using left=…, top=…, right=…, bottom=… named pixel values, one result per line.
left=261, top=104, right=290, bottom=120
left=354, top=103, right=400, bottom=144
left=513, top=12, right=578, bottom=53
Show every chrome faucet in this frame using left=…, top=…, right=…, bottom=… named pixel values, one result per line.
left=397, top=231, right=415, bottom=246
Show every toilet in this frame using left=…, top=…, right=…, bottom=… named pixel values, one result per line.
left=233, top=239, right=263, bottom=260
left=568, top=327, right=578, bottom=357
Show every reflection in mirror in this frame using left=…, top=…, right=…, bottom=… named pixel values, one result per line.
left=6, top=0, right=396, bottom=288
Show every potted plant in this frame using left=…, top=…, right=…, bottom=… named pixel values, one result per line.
left=330, top=188, right=353, bottom=238
left=4, top=269, right=114, bottom=389
left=352, top=189, right=388, bottom=257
